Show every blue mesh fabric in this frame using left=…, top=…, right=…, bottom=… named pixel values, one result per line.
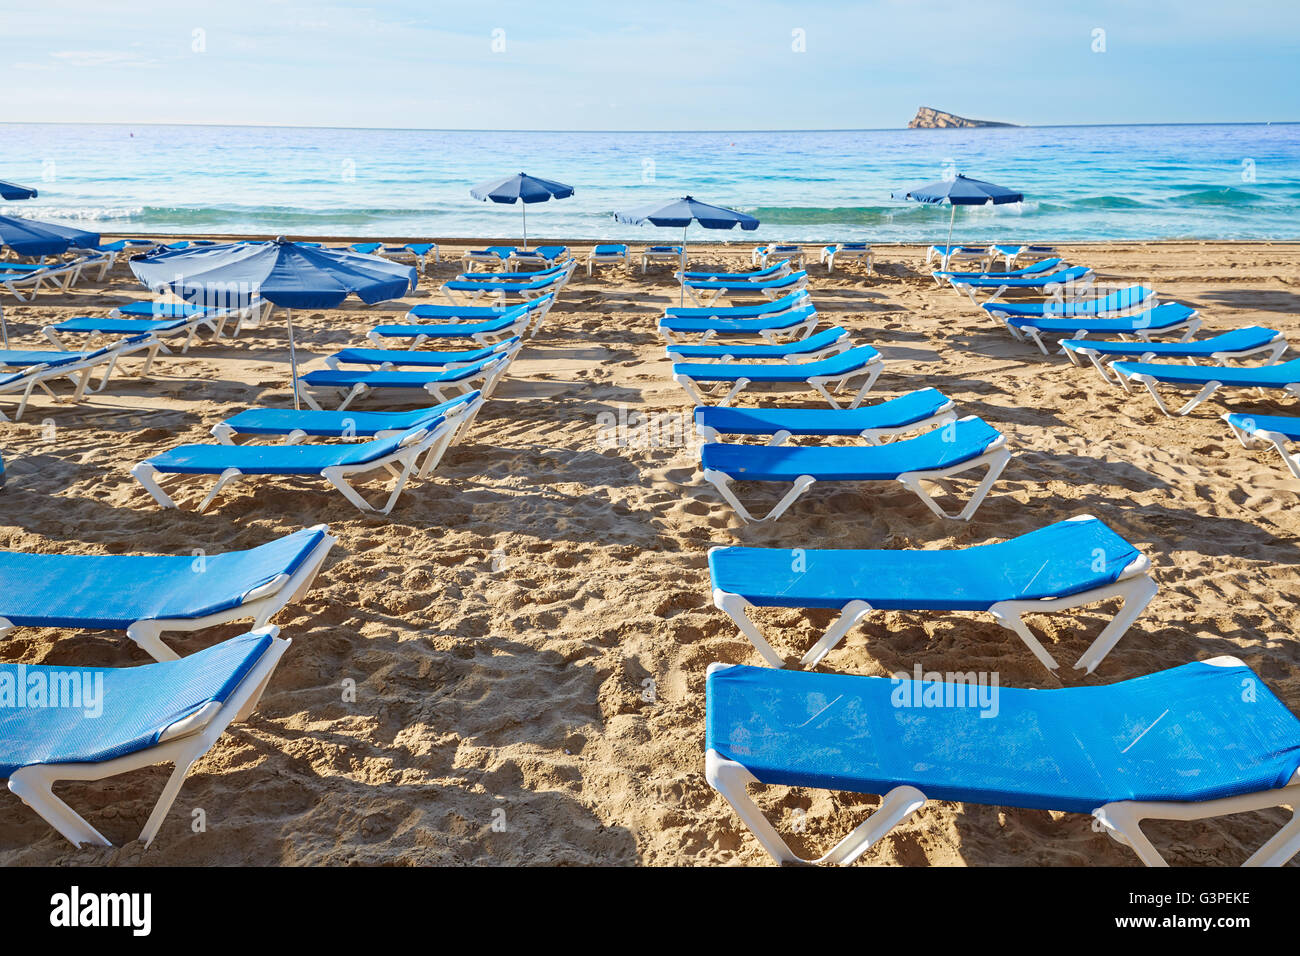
left=706, top=662, right=1300, bottom=812
left=694, top=389, right=949, bottom=436
left=0, top=632, right=274, bottom=776
left=674, top=345, right=879, bottom=384
left=701, top=417, right=1000, bottom=482
left=0, top=528, right=326, bottom=629
left=709, top=517, right=1139, bottom=611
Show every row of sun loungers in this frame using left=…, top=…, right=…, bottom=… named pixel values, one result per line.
left=638, top=257, right=1300, bottom=867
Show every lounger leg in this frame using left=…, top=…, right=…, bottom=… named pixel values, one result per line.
left=800, top=600, right=874, bottom=668
left=896, top=446, right=1011, bottom=522
left=1072, top=574, right=1158, bottom=673
left=131, top=462, right=179, bottom=508
left=323, top=449, right=421, bottom=515
left=196, top=468, right=244, bottom=512
left=707, top=750, right=927, bottom=866
left=702, top=468, right=817, bottom=524
left=126, top=620, right=181, bottom=662
left=1095, top=784, right=1300, bottom=867
left=8, top=768, right=113, bottom=847
left=713, top=591, right=789, bottom=668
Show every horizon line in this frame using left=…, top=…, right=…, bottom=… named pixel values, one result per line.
left=1, top=120, right=1297, bottom=134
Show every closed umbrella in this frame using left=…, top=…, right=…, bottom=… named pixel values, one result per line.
left=130, top=237, right=416, bottom=408
left=614, top=196, right=760, bottom=305
left=470, top=173, right=574, bottom=250
left=892, top=174, right=1024, bottom=268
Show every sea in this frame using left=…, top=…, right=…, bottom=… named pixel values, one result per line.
left=3, top=122, right=1299, bottom=242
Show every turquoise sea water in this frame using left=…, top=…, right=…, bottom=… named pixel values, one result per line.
left=4, top=123, right=1299, bottom=242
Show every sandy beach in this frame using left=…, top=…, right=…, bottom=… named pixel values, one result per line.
left=1, top=238, right=1299, bottom=867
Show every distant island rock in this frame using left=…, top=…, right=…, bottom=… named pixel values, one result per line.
left=909, top=107, right=1017, bottom=129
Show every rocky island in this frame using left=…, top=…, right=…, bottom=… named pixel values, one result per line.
left=909, top=106, right=1017, bottom=129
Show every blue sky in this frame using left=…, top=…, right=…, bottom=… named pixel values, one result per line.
left=3, top=0, right=1298, bottom=129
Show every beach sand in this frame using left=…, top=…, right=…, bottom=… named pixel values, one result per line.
left=2, top=238, right=1299, bottom=866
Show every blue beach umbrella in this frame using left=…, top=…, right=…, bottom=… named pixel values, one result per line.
left=131, top=237, right=417, bottom=407
left=0, top=215, right=99, bottom=257
left=0, top=181, right=38, bottom=201
left=470, top=172, right=574, bottom=250
left=892, top=174, right=1024, bottom=265
left=614, top=196, right=760, bottom=304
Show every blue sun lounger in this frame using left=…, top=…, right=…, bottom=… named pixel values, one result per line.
left=398, top=293, right=555, bottom=338
left=441, top=262, right=574, bottom=306
left=659, top=295, right=816, bottom=344
left=820, top=242, right=873, bottom=274
left=1062, top=326, right=1287, bottom=384
left=462, top=246, right=517, bottom=270
left=298, top=346, right=517, bottom=410
left=708, top=515, right=1154, bottom=672
left=693, top=388, right=956, bottom=444
left=931, top=256, right=1063, bottom=287
left=700, top=416, right=1009, bottom=523
left=1005, top=302, right=1201, bottom=355
left=212, top=392, right=483, bottom=445
left=0, top=335, right=157, bottom=421
left=706, top=657, right=1300, bottom=866
left=585, top=243, right=629, bottom=274
left=683, top=260, right=792, bottom=282
left=1111, top=357, right=1300, bottom=416
left=665, top=326, right=850, bottom=363
left=981, top=284, right=1157, bottom=323
left=2, top=628, right=296, bottom=848
left=454, top=263, right=570, bottom=283
left=134, top=413, right=467, bottom=514
left=642, top=245, right=685, bottom=272
left=368, top=311, right=531, bottom=347
left=991, top=243, right=1056, bottom=269
left=325, top=337, right=517, bottom=371
left=683, top=270, right=809, bottom=307
left=674, top=344, right=884, bottom=408
left=925, top=244, right=988, bottom=269
left=1223, top=412, right=1300, bottom=480
left=111, top=297, right=272, bottom=338
left=349, top=242, right=438, bottom=272
left=0, top=525, right=334, bottom=661
left=949, top=265, right=1094, bottom=305
left=44, top=312, right=214, bottom=355
left=752, top=245, right=806, bottom=269
left=510, top=245, right=570, bottom=268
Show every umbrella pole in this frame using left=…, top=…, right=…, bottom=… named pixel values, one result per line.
left=287, top=308, right=301, bottom=410
left=522, top=203, right=528, bottom=252
left=944, top=203, right=956, bottom=269
left=0, top=303, right=7, bottom=349
left=680, top=224, right=688, bottom=307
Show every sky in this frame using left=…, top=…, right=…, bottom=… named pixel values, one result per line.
left=3, top=0, right=1299, bottom=130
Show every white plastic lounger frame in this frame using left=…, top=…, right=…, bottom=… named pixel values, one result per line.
left=821, top=244, right=873, bottom=275
left=1223, top=413, right=1300, bottom=480
left=707, top=663, right=1300, bottom=867
left=709, top=516, right=1155, bottom=672
left=0, top=524, right=336, bottom=662
left=7, top=627, right=291, bottom=849
left=676, top=354, right=883, bottom=409
left=752, top=245, right=806, bottom=269
left=1, top=255, right=105, bottom=301
left=0, top=336, right=160, bottom=422
left=642, top=246, right=685, bottom=273
left=1117, top=368, right=1300, bottom=417
left=701, top=429, right=1012, bottom=525
left=683, top=273, right=809, bottom=308
left=1008, top=310, right=1196, bottom=357
left=585, top=245, right=629, bottom=275
left=694, top=402, right=958, bottom=447
left=1068, top=333, right=1286, bottom=386
left=302, top=344, right=518, bottom=412
left=132, top=417, right=461, bottom=515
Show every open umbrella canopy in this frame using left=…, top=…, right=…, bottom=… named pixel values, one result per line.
left=470, top=172, right=574, bottom=204
left=891, top=174, right=1024, bottom=206
left=129, top=238, right=416, bottom=309
left=0, top=215, right=100, bottom=257
left=0, top=181, right=38, bottom=201
left=130, top=238, right=418, bottom=408
left=614, top=195, right=760, bottom=230
left=470, top=172, right=574, bottom=249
